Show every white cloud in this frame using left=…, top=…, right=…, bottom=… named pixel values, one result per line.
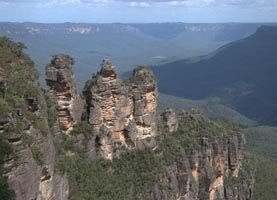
left=1, top=0, right=277, bottom=8
left=130, top=1, right=151, bottom=7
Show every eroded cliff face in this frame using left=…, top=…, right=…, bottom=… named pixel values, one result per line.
left=150, top=113, right=254, bottom=200
left=0, top=102, right=66, bottom=200
left=0, top=90, right=69, bottom=200
left=45, top=54, right=84, bottom=133
left=83, top=60, right=158, bottom=159
left=1, top=39, right=255, bottom=200
left=0, top=38, right=69, bottom=200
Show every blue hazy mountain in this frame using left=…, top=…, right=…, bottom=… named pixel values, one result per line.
left=0, top=22, right=265, bottom=85
left=152, top=25, right=277, bottom=124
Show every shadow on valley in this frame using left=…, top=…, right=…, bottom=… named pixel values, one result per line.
left=153, top=25, right=277, bottom=125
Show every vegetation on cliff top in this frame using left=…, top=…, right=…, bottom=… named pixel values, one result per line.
left=244, top=126, right=277, bottom=199
left=57, top=111, right=240, bottom=200
left=1, top=37, right=277, bottom=200
left=0, top=37, right=45, bottom=199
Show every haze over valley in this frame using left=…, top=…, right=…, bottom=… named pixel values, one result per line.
left=1, top=0, right=277, bottom=200
left=0, top=22, right=266, bottom=85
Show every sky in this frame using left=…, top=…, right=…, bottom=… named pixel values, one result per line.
left=0, top=0, right=277, bottom=23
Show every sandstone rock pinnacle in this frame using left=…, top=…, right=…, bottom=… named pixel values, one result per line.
left=45, top=54, right=84, bottom=133
left=84, top=60, right=158, bottom=159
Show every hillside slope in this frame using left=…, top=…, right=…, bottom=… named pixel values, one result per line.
left=153, top=25, right=277, bottom=124
left=158, top=94, right=255, bottom=127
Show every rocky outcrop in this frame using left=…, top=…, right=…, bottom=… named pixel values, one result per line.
left=161, top=108, right=178, bottom=133
left=46, top=54, right=84, bottom=133
left=84, top=60, right=158, bottom=159
left=2, top=94, right=69, bottom=200
left=0, top=38, right=69, bottom=200
left=0, top=37, right=256, bottom=200
left=149, top=132, right=253, bottom=200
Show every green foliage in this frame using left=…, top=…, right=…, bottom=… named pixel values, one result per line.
left=45, top=94, right=57, bottom=128
left=244, top=126, right=277, bottom=162
left=198, top=190, right=209, bottom=200
left=0, top=176, right=15, bottom=200
left=57, top=112, right=239, bottom=200
left=58, top=149, right=163, bottom=200
left=0, top=140, right=13, bottom=164
left=31, top=145, right=44, bottom=166
left=244, top=126, right=277, bottom=199
left=0, top=37, right=47, bottom=198
left=57, top=122, right=94, bottom=158
left=0, top=138, right=14, bottom=200
left=22, top=133, right=33, bottom=147
left=0, top=99, right=12, bottom=114
left=61, top=137, right=87, bottom=157
left=224, top=154, right=256, bottom=189
left=33, top=119, right=48, bottom=136
left=71, top=121, right=93, bottom=140
left=158, top=94, right=256, bottom=128
left=252, top=157, right=277, bottom=200
left=0, top=37, right=39, bottom=109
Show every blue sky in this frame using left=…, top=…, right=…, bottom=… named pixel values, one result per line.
left=0, top=0, right=277, bottom=23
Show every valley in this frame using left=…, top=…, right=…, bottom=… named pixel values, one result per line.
left=1, top=22, right=277, bottom=200
left=0, top=22, right=266, bottom=85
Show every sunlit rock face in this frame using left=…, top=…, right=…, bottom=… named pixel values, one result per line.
left=149, top=131, right=253, bottom=200
left=45, top=54, right=84, bottom=133
left=83, top=60, right=158, bottom=159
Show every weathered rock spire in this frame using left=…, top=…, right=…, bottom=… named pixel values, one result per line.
left=84, top=60, right=158, bottom=159
left=45, top=54, right=84, bottom=133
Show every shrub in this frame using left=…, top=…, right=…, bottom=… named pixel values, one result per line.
left=31, top=145, right=44, bottom=166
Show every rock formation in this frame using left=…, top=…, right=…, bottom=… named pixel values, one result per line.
left=1, top=85, right=69, bottom=200
left=161, top=108, right=178, bottom=133
left=149, top=132, right=253, bottom=200
left=0, top=38, right=69, bottom=200
left=45, top=54, right=84, bottom=133
left=0, top=37, right=256, bottom=200
left=84, top=60, right=158, bottom=159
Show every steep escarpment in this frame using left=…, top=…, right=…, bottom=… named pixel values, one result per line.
left=151, top=114, right=253, bottom=200
left=0, top=37, right=68, bottom=200
left=57, top=59, right=254, bottom=200
left=59, top=111, right=255, bottom=200
left=83, top=60, right=158, bottom=159
left=45, top=54, right=84, bottom=133
left=0, top=37, right=255, bottom=200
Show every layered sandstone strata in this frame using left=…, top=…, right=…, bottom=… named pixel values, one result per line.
left=84, top=60, right=158, bottom=159
left=45, top=54, right=84, bottom=133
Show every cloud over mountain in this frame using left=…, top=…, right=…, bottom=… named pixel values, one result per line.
left=0, top=0, right=277, bottom=22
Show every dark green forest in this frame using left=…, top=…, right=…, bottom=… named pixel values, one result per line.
left=153, top=26, right=277, bottom=125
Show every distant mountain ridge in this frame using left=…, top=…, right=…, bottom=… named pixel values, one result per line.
left=153, top=25, right=277, bottom=124
left=0, top=22, right=272, bottom=86
left=0, top=22, right=264, bottom=38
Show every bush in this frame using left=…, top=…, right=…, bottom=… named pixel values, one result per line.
left=31, top=146, right=44, bottom=166
left=45, top=94, right=57, bottom=128
left=0, top=176, right=15, bottom=200
left=0, top=138, right=14, bottom=200
left=0, top=99, right=12, bottom=114
left=71, top=121, right=93, bottom=140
